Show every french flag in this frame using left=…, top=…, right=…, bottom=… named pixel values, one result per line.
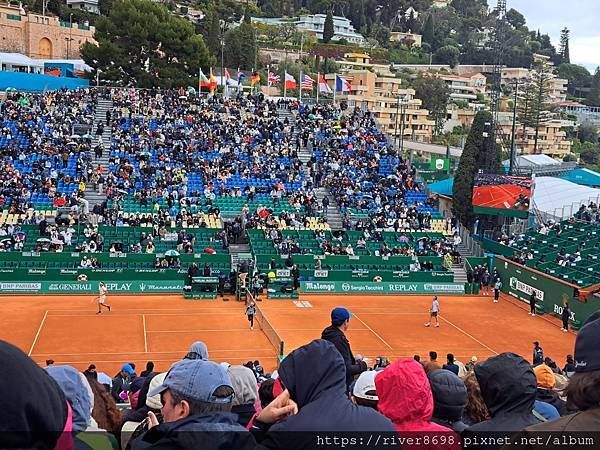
left=335, top=74, right=351, bottom=93
left=318, top=74, right=332, bottom=93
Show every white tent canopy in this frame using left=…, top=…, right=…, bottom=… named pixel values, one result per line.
left=503, top=154, right=560, bottom=168
left=532, top=177, right=600, bottom=221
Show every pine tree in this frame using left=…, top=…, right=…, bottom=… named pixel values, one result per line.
left=422, top=14, right=434, bottom=45
left=519, top=58, right=554, bottom=153
left=323, top=9, right=335, bottom=43
left=475, top=111, right=501, bottom=173
left=206, top=11, right=222, bottom=59
left=586, top=68, right=600, bottom=107
left=452, top=111, right=494, bottom=229
left=559, top=28, right=570, bottom=64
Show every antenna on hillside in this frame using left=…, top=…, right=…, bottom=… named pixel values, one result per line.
left=490, top=0, right=508, bottom=158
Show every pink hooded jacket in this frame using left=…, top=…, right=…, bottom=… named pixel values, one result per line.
left=375, top=359, right=460, bottom=450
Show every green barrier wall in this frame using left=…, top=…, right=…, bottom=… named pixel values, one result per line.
left=299, top=269, right=453, bottom=282
left=0, top=252, right=230, bottom=265
left=300, top=280, right=465, bottom=294
left=256, top=254, right=443, bottom=268
left=0, top=268, right=231, bottom=281
left=494, top=256, right=599, bottom=328
left=0, top=280, right=184, bottom=294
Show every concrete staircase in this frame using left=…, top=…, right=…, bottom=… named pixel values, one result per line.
left=315, top=187, right=344, bottom=230
left=450, top=263, right=468, bottom=284
left=87, top=99, right=113, bottom=209
left=229, top=243, right=252, bottom=271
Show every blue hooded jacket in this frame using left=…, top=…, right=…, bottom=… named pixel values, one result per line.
left=257, top=339, right=395, bottom=449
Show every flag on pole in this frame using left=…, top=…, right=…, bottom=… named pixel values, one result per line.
left=268, top=72, right=281, bottom=86
left=237, top=71, right=247, bottom=85
left=318, top=74, right=332, bottom=93
left=284, top=72, right=297, bottom=90
left=225, top=68, right=232, bottom=85
left=250, top=72, right=261, bottom=86
left=209, top=68, right=217, bottom=94
left=335, top=74, right=351, bottom=92
left=199, top=69, right=210, bottom=88
left=300, top=73, right=315, bottom=90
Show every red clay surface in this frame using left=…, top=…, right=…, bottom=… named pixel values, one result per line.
left=0, top=292, right=576, bottom=374
left=473, top=184, right=530, bottom=210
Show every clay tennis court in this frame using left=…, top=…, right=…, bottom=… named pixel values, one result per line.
left=473, top=184, right=530, bottom=210
left=0, top=292, right=575, bottom=374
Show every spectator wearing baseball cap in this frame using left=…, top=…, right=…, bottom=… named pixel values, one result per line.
left=131, top=359, right=255, bottom=450
left=514, top=312, right=600, bottom=444
left=351, top=370, right=379, bottom=410
left=321, top=307, right=367, bottom=389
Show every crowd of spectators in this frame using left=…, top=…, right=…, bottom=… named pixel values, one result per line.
left=2, top=310, right=598, bottom=449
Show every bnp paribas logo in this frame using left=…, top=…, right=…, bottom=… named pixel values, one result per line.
left=509, top=277, right=518, bottom=289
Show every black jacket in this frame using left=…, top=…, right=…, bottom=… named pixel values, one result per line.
left=132, top=412, right=255, bottom=450
left=256, top=339, right=395, bottom=450
left=465, top=353, right=539, bottom=448
left=535, top=388, right=568, bottom=416
left=428, top=369, right=468, bottom=433
left=320, top=325, right=366, bottom=388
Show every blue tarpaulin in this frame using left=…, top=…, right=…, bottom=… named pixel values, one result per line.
left=561, top=168, right=600, bottom=188
left=428, top=177, right=454, bottom=197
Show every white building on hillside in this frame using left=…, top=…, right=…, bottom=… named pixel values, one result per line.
left=252, top=14, right=367, bottom=46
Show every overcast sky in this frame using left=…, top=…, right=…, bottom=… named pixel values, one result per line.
left=504, top=0, right=600, bottom=72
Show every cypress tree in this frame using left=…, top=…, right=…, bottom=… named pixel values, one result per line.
left=323, top=10, right=335, bottom=43
left=422, top=14, right=434, bottom=44
left=452, top=111, right=494, bottom=228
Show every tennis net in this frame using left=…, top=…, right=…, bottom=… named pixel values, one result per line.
left=254, top=300, right=285, bottom=358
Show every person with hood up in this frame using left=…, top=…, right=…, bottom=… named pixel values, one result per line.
left=184, top=341, right=209, bottom=360
left=112, top=363, right=135, bottom=402
left=428, top=369, right=468, bottom=433
left=321, top=307, right=367, bottom=390
left=0, top=340, right=71, bottom=450
left=252, top=339, right=395, bottom=449
left=532, top=364, right=568, bottom=416
left=47, top=364, right=119, bottom=450
left=375, top=359, right=459, bottom=450
left=463, top=353, right=539, bottom=449
left=228, top=364, right=259, bottom=427
left=132, top=359, right=255, bottom=450
left=511, top=312, right=600, bottom=449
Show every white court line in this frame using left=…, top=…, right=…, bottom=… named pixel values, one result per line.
left=142, top=314, right=148, bottom=353
left=46, top=312, right=245, bottom=317
left=352, top=313, right=393, bottom=350
left=28, top=310, right=48, bottom=356
left=30, top=348, right=276, bottom=357
left=33, top=356, right=279, bottom=365
left=439, top=316, right=499, bottom=356
left=147, top=329, right=259, bottom=333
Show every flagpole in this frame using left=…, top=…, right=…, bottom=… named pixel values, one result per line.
left=198, top=68, right=202, bottom=97
left=284, top=72, right=287, bottom=100
left=299, top=70, right=303, bottom=104
left=333, top=73, right=337, bottom=104
left=316, top=71, right=320, bottom=104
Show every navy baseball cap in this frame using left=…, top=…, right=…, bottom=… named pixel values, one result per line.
left=331, top=307, right=352, bottom=325
left=148, top=359, right=234, bottom=404
left=574, top=311, right=600, bottom=373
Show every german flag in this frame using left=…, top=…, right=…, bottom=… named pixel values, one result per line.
left=250, top=72, right=261, bottom=86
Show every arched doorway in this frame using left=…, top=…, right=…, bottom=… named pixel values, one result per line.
left=38, top=38, right=53, bottom=59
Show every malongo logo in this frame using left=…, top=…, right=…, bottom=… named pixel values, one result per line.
left=509, top=277, right=544, bottom=301
left=305, top=282, right=336, bottom=292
